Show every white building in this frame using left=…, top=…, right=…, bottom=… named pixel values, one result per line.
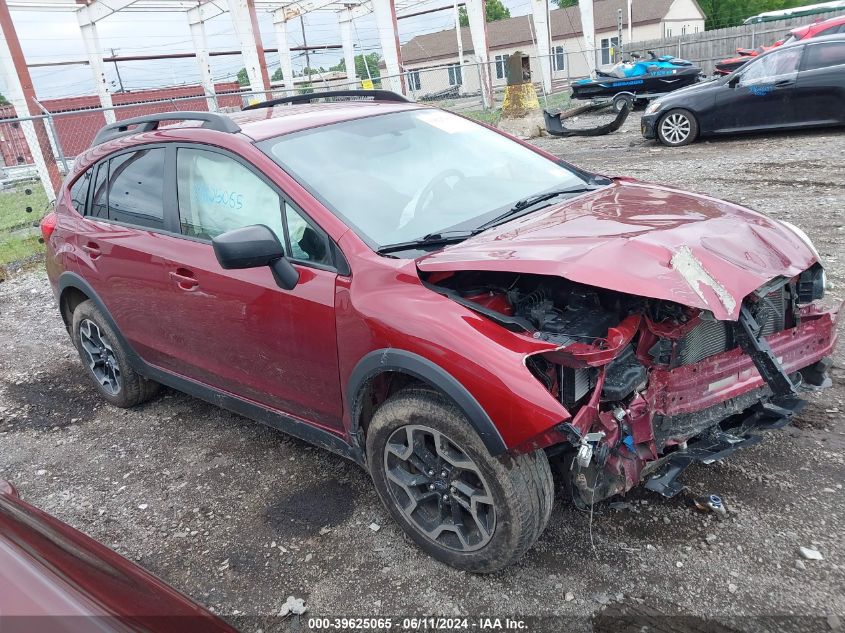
left=399, top=0, right=706, bottom=99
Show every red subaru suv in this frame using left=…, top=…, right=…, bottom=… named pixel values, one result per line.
left=43, top=91, right=837, bottom=572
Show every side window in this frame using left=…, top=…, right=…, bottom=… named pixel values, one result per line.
left=68, top=168, right=92, bottom=214
left=176, top=148, right=285, bottom=242
left=284, top=202, right=331, bottom=266
left=740, top=48, right=802, bottom=85
left=90, top=163, right=109, bottom=219
left=803, top=41, right=845, bottom=70
left=107, top=148, right=166, bottom=229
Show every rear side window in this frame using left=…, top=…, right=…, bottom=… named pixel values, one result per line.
left=68, top=168, right=92, bottom=214
left=86, top=148, right=165, bottom=229
left=107, top=149, right=165, bottom=229
left=803, top=41, right=845, bottom=70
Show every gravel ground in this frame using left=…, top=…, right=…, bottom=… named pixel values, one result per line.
left=1, top=113, right=844, bottom=632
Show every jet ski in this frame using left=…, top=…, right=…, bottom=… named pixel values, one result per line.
left=571, top=52, right=703, bottom=100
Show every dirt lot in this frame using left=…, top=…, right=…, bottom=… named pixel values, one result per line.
left=1, top=114, right=844, bottom=632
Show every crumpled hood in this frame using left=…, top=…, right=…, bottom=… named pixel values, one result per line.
left=416, top=180, right=817, bottom=320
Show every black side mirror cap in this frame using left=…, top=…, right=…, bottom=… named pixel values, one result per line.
left=728, top=75, right=741, bottom=88
left=213, top=224, right=285, bottom=269
left=212, top=224, right=300, bottom=290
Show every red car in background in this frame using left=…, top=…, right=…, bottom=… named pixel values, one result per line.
left=0, top=480, right=236, bottom=633
left=715, top=14, right=845, bottom=74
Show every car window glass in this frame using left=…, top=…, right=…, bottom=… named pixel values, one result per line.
left=176, top=148, right=285, bottom=243
left=284, top=201, right=331, bottom=265
left=69, top=168, right=92, bottom=214
left=804, top=41, right=845, bottom=70
left=740, top=48, right=802, bottom=85
left=90, top=163, right=109, bottom=219
left=107, top=149, right=165, bottom=229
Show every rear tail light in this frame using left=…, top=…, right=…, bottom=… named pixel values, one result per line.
left=40, top=211, right=57, bottom=241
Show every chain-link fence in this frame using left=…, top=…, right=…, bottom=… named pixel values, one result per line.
left=0, top=66, right=586, bottom=268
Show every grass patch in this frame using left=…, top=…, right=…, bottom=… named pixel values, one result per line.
left=541, top=91, right=572, bottom=111
left=0, top=232, right=43, bottom=267
left=0, top=181, right=50, bottom=233
left=463, top=108, right=502, bottom=126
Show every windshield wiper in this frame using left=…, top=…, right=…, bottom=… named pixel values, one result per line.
left=475, top=185, right=598, bottom=232
left=376, top=230, right=479, bottom=255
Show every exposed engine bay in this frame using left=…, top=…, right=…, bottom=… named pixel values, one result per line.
left=423, top=266, right=834, bottom=504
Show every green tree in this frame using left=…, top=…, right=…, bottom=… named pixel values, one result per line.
left=694, top=0, right=809, bottom=30
left=271, top=67, right=283, bottom=81
left=0, top=93, right=9, bottom=106
left=458, top=0, right=510, bottom=27
left=329, top=52, right=382, bottom=79
left=550, top=0, right=578, bottom=7
left=236, top=67, right=249, bottom=86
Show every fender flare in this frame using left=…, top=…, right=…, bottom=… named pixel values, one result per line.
left=57, top=272, right=144, bottom=367
left=347, top=349, right=507, bottom=456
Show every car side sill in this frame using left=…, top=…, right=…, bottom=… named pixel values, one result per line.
left=57, top=272, right=364, bottom=467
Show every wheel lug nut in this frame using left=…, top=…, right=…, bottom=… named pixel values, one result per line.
left=429, top=484, right=435, bottom=490
left=442, top=494, right=449, bottom=501
left=440, top=471, right=447, bottom=478
left=427, top=470, right=434, bottom=476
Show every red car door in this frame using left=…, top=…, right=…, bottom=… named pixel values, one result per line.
left=152, top=146, right=343, bottom=432
left=71, top=146, right=175, bottom=367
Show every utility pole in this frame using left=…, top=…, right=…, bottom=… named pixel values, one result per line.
left=300, top=15, right=311, bottom=83
left=109, top=47, right=125, bottom=92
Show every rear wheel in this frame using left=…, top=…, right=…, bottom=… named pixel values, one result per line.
left=657, top=108, right=699, bottom=146
left=366, top=389, right=553, bottom=573
left=71, top=300, right=160, bottom=407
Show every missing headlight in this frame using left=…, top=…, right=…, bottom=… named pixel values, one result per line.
left=797, top=265, right=825, bottom=304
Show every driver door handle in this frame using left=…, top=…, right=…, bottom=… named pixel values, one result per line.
left=169, top=268, right=199, bottom=291
left=775, top=78, right=795, bottom=87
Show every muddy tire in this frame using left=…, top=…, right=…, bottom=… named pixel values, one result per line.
left=657, top=108, right=699, bottom=146
left=366, top=388, right=554, bottom=573
left=71, top=300, right=160, bottom=408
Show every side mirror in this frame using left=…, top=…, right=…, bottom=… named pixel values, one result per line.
left=728, top=75, right=741, bottom=88
left=212, top=224, right=300, bottom=290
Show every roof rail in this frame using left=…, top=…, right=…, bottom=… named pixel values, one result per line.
left=91, top=111, right=241, bottom=147
left=242, top=89, right=411, bottom=111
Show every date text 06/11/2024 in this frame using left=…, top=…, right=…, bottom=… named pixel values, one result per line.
left=307, top=617, right=529, bottom=630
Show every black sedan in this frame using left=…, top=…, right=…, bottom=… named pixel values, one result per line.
left=642, top=34, right=845, bottom=146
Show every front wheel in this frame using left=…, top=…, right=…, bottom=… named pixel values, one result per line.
left=366, top=389, right=554, bottom=573
left=657, top=108, right=699, bottom=146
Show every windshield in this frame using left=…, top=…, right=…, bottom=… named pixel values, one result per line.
left=260, top=109, right=587, bottom=249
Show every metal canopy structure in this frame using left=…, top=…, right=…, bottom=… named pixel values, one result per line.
left=0, top=0, right=496, bottom=198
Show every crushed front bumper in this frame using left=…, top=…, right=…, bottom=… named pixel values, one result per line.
left=566, top=304, right=838, bottom=503
left=641, top=113, right=659, bottom=139
left=643, top=306, right=838, bottom=421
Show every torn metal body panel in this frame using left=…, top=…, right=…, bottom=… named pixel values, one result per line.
left=417, top=181, right=838, bottom=501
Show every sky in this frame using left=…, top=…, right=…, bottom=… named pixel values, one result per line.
left=1, top=0, right=537, bottom=102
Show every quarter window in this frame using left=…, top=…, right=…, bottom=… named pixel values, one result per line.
left=803, top=41, right=845, bottom=70
left=106, top=149, right=165, bottom=229
left=176, top=147, right=331, bottom=266
left=68, top=168, right=92, bottom=215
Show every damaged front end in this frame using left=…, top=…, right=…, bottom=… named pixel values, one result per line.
left=424, top=265, right=838, bottom=504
